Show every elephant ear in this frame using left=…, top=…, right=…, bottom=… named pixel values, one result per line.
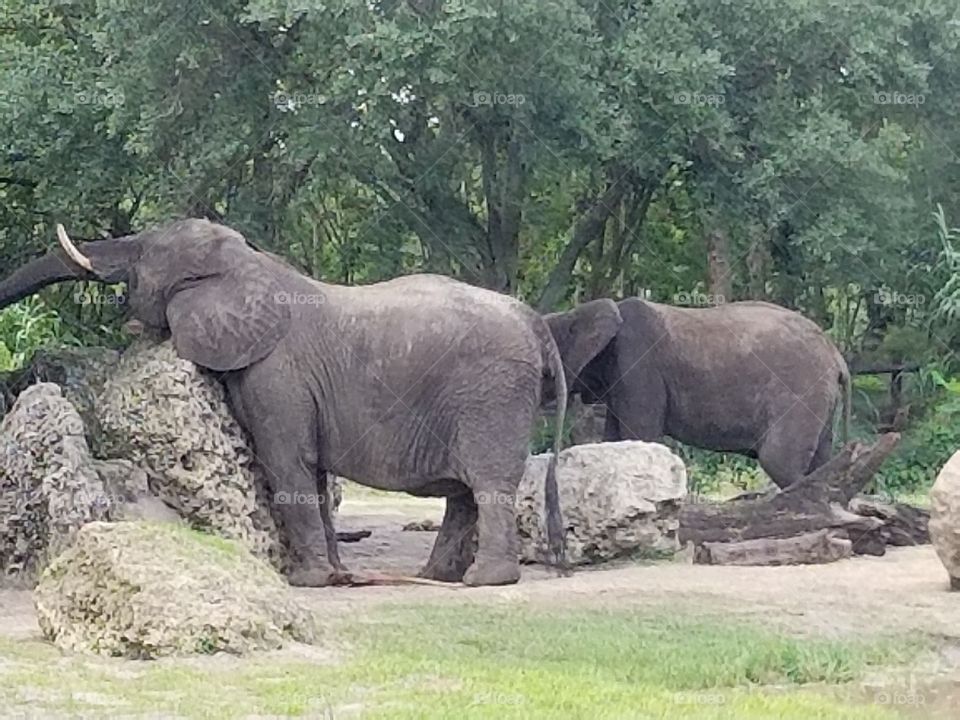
left=166, top=263, right=291, bottom=372
left=548, top=298, right=623, bottom=381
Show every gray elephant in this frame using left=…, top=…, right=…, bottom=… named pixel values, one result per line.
left=0, top=219, right=567, bottom=586
left=545, top=298, right=850, bottom=489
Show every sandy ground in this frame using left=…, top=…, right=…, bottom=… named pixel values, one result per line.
left=1, top=493, right=958, bottom=717
left=2, top=493, right=957, bottom=643
left=286, top=495, right=960, bottom=642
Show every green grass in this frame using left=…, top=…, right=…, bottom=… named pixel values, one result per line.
left=0, top=603, right=929, bottom=719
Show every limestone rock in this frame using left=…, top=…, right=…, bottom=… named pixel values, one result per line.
left=94, top=341, right=287, bottom=565
left=0, top=384, right=111, bottom=583
left=930, top=450, right=960, bottom=590
left=34, top=522, right=316, bottom=657
left=2, top=346, right=120, bottom=443
left=517, top=441, right=687, bottom=564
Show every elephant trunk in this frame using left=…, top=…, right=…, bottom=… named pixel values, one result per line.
left=0, top=249, right=96, bottom=308
left=0, top=230, right=138, bottom=310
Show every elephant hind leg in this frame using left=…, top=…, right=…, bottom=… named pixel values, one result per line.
left=419, top=489, right=477, bottom=582
left=463, top=478, right=521, bottom=587
left=756, top=407, right=822, bottom=490
left=316, top=472, right=343, bottom=571
left=455, top=438, right=525, bottom=587
left=807, top=422, right=834, bottom=474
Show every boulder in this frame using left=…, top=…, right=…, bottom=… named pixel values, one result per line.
left=1, top=346, right=120, bottom=442
left=94, top=341, right=289, bottom=566
left=0, top=383, right=170, bottom=584
left=517, top=441, right=687, bottom=564
left=930, top=450, right=960, bottom=590
left=0, top=384, right=111, bottom=583
left=35, top=522, right=317, bottom=657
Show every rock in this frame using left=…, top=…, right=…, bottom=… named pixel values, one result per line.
left=517, top=441, right=687, bottom=564
left=930, top=450, right=960, bottom=590
left=94, top=341, right=288, bottom=566
left=34, top=522, right=317, bottom=657
left=1, top=346, right=120, bottom=443
left=0, top=384, right=111, bottom=583
left=403, top=519, right=440, bottom=532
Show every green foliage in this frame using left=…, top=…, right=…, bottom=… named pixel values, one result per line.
left=0, top=297, right=81, bottom=371
left=529, top=412, right=574, bottom=455
left=873, top=372, right=960, bottom=494
left=679, top=446, right=769, bottom=497
left=2, top=0, right=960, bottom=469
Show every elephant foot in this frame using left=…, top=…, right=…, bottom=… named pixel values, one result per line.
left=287, top=561, right=340, bottom=588
left=418, top=556, right=470, bottom=583
left=463, top=557, right=520, bottom=587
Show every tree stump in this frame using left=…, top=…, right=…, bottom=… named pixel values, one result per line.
left=680, top=434, right=902, bottom=565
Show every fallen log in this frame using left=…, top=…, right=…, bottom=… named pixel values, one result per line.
left=336, top=530, right=372, bottom=543
left=680, top=434, right=901, bottom=564
left=699, top=529, right=853, bottom=566
left=848, top=496, right=930, bottom=554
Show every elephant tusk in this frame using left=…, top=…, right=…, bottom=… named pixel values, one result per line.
left=56, top=224, right=93, bottom=272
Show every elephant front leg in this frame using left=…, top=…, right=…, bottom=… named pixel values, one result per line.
left=231, top=380, right=337, bottom=587
left=419, top=491, right=477, bottom=582
left=463, top=484, right=521, bottom=587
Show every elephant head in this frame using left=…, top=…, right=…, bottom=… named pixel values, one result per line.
left=0, top=220, right=291, bottom=371
left=544, top=299, right=622, bottom=402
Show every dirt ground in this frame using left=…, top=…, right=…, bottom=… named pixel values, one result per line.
left=293, top=495, right=959, bottom=640
left=2, top=492, right=957, bottom=642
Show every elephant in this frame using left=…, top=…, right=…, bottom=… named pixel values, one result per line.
left=0, top=218, right=567, bottom=586
left=545, top=297, right=851, bottom=489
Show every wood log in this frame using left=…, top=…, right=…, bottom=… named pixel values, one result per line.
left=336, top=530, right=372, bottom=543
left=679, top=435, right=900, bottom=562
left=698, top=529, right=853, bottom=566
left=848, top=496, right=930, bottom=554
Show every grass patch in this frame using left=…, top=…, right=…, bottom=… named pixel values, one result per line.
left=0, top=604, right=928, bottom=718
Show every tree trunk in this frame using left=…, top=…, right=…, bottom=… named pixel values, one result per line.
left=679, top=434, right=901, bottom=564
left=536, top=176, right=627, bottom=311
left=705, top=224, right=733, bottom=303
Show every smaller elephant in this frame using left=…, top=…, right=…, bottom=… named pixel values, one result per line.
left=546, top=298, right=850, bottom=489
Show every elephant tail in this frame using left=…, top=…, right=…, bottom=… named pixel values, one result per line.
left=838, top=357, right=852, bottom=444
left=538, top=320, right=568, bottom=571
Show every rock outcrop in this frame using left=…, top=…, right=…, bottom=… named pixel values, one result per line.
left=517, top=441, right=687, bottom=564
left=2, top=346, right=120, bottom=445
left=0, top=384, right=112, bottom=583
left=1, top=340, right=345, bottom=581
left=0, top=383, right=173, bottom=584
left=94, top=341, right=287, bottom=564
left=930, top=450, right=960, bottom=590
left=35, top=522, right=316, bottom=657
